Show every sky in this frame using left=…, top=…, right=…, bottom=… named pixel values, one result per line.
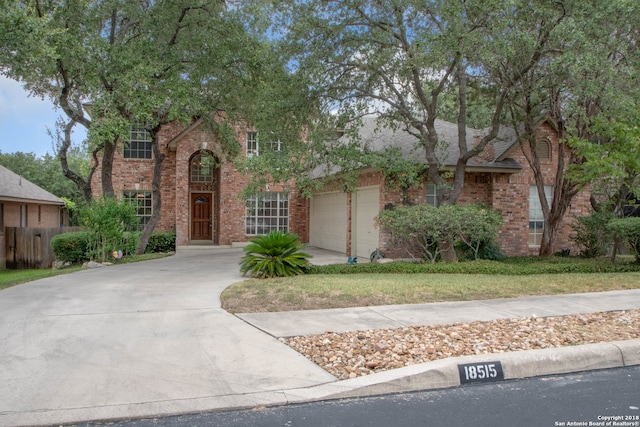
left=0, top=75, right=63, bottom=157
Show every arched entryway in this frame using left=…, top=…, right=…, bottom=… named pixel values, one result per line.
left=189, top=151, right=220, bottom=243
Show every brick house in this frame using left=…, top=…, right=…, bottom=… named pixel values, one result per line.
left=91, top=118, right=309, bottom=248
left=308, top=117, right=591, bottom=259
left=91, top=116, right=590, bottom=258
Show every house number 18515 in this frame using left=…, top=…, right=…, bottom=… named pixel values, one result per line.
left=458, top=361, right=504, bottom=384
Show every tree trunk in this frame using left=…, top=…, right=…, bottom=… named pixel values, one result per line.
left=101, top=140, right=116, bottom=198
left=439, top=237, right=458, bottom=262
left=57, top=119, right=96, bottom=203
left=136, top=137, right=165, bottom=255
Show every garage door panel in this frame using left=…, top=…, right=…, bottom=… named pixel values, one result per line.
left=354, top=187, right=380, bottom=259
left=310, top=192, right=347, bottom=253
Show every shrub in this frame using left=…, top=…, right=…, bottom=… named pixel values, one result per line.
left=377, top=203, right=503, bottom=261
left=79, top=197, right=139, bottom=262
left=145, top=231, right=176, bottom=253
left=51, top=231, right=90, bottom=264
left=608, top=217, right=640, bottom=262
left=239, top=231, right=311, bottom=278
left=571, top=210, right=614, bottom=258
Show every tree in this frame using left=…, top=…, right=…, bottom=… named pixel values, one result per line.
left=252, top=0, right=585, bottom=261
left=1, top=1, right=299, bottom=253
left=488, top=0, right=640, bottom=255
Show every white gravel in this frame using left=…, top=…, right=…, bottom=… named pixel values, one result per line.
left=284, top=309, right=640, bottom=380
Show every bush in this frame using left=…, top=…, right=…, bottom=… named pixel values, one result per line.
left=51, top=231, right=90, bottom=264
left=571, top=210, right=614, bottom=258
left=608, top=217, right=640, bottom=262
left=145, top=231, right=176, bottom=253
left=304, top=256, right=640, bottom=275
left=79, top=197, right=139, bottom=262
left=377, top=204, right=503, bottom=261
left=239, top=231, right=311, bottom=278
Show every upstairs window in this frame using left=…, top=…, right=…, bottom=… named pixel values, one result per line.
left=190, top=153, right=215, bottom=183
left=246, top=131, right=282, bottom=157
left=124, top=124, right=152, bottom=159
left=536, top=137, right=552, bottom=161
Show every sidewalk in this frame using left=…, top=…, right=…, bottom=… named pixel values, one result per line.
left=237, top=289, right=640, bottom=337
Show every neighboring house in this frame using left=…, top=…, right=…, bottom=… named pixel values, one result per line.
left=92, top=116, right=591, bottom=258
left=0, top=165, right=66, bottom=268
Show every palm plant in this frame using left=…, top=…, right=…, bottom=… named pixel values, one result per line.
left=239, top=231, right=311, bottom=278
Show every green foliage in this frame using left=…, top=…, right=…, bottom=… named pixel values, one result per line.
left=50, top=231, right=90, bottom=264
left=608, top=218, right=640, bottom=263
left=571, top=210, right=615, bottom=258
left=239, top=231, right=311, bottom=278
left=79, top=198, right=139, bottom=262
left=145, top=232, right=176, bottom=254
left=305, top=257, right=640, bottom=275
left=377, top=204, right=503, bottom=262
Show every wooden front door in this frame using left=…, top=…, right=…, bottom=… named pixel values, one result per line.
left=191, top=193, right=212, bottom=240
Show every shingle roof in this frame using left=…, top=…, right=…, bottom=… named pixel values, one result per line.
left=0, top=165, right=65, bottom=205
left=313, top=116, right=522, bottom=178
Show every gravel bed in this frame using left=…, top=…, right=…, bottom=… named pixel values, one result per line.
left=283, top=309, right=640, bottom=380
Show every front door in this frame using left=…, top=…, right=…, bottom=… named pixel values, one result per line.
left=191, top=193, right=212, bottom=240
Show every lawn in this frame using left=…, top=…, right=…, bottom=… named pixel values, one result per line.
left=221, top=257, right=640, bottom=313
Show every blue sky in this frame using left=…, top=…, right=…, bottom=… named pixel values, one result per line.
left=0, top=75, right=63, bottom=157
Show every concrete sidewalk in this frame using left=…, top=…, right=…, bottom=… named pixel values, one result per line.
left=237, top=289, right=640, bottom=337
left=0, top=247, right=638, bottom=426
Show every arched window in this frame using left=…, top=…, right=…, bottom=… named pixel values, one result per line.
left=190, top=152, right=215, bottom=182
left=536, top=138, right=552, bottom=161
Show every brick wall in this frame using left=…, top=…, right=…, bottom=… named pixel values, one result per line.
left=374, top=123, right=591, bottom=258
left=91, top=119, right=307, bottom=247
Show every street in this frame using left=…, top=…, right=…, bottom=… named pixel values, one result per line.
left=83, top=366, right=640, bottom=427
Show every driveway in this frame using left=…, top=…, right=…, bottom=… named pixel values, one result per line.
left=0, top=248, right=335, bottom=426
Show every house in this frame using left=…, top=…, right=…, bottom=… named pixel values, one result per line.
left=308, top=116, right=591, bottom=259
left=91, top=120, right=309, bottom=248
left=0, top=165, right=66, bottom=269
left=91, top=116, right=591, bottom=259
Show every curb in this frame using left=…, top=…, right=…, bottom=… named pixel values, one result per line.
left=282, top=339, right=640, bottom=402
left=4, top=340, right=638, bottom=427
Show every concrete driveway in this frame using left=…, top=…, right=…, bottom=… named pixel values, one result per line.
left=0, top=248, right=335, bottom=426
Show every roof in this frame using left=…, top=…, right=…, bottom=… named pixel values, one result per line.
left=313, top=116, right=522, bottom=178
left=0, top=165, right=65, bottom=205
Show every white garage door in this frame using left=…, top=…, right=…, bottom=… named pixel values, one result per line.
left=353, top=186, right=380, bottom=259
left=310, top=192, right=347, bottom=253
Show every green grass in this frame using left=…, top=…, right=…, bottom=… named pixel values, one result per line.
left=0, top=252, right=173, bottom=291
left=221, top=267, right=640, bottom=313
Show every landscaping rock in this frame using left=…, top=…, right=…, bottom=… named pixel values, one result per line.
left=285, top=309, right=640, bottom=380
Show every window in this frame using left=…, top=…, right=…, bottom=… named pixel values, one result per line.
left=245, top=192, right=289, bottom=235
left=426, top=183, right=438, bottom=207
left=529, top=185, right=553, bottom=246
left=123, top=190, right=153, bottom=230
left=246, top=132, right=259, bottom=157
left=123, top=124, right=152, bottom=159
left=536, top=137, right=551, bottom=161
left=0, top=203, right=4, bottom=232
left=190, top=153, right=215, bottom=182
left=246, top=132, right=282, bottom=157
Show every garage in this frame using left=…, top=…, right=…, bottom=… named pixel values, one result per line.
left=309, top=192, right=348, bottom=253
left=352, top=186, right=380, bottom=259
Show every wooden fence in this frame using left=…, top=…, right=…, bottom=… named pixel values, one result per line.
left=4, top=227, right=84, bottom=270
